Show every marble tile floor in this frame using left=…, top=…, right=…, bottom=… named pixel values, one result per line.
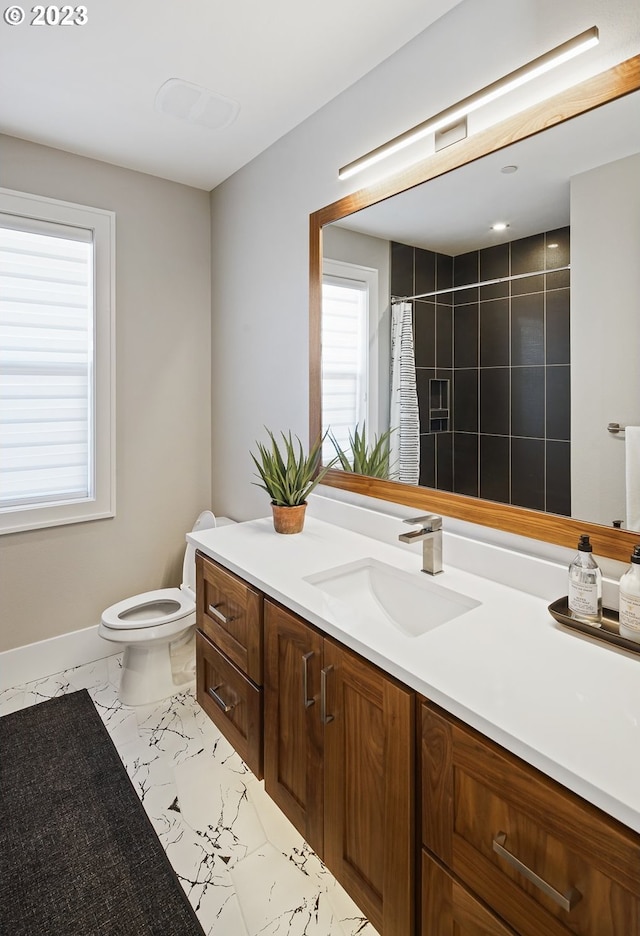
left=0, top=651, right=379, bottom=936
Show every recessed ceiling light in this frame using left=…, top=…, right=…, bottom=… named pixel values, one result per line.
left=501, top=165, right=518, bottom=174
left=492, top=222, right=509, bottom=231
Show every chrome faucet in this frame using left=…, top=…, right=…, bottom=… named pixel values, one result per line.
left=398, top=514, right=443, bottom=575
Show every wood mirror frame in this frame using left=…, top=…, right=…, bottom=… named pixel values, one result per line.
left=310, top=54, right=640, bottom=562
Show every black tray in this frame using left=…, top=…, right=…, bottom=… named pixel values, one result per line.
left=548, top=596, right=640, bottom=655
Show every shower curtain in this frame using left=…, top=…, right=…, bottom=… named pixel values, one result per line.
left=389, top=300, right=420, bottom=484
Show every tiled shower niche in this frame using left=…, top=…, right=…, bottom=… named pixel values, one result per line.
left=391, top=228, right=571, bottom=515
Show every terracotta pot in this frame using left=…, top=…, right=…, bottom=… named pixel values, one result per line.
left=271, top=502, right=307, bottom=534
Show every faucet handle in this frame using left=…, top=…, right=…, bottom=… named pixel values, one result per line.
left=403, top=514, right=442, bottom=531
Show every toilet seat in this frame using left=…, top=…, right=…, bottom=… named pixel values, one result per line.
left=101, top=587, right=195, bottom=631
left=98, top=608, right=196, bottom=647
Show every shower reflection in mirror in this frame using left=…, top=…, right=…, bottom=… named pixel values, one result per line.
left=322, top=224, right=571, bottom=515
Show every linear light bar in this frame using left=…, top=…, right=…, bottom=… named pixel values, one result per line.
left=338, top=26, right=599, bottom=181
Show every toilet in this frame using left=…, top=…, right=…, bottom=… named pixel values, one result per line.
left=99, top=511, right=231, bottom=706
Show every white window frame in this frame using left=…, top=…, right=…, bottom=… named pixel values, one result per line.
left=0, top=188, right=116, bottom=535
left=322, top=258, right=380, bottom=445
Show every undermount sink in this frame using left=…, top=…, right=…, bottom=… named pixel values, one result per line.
left=304, top=557, right=481, bottom=638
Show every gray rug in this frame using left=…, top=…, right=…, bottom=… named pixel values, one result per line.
left=0, top=690, right=205, bottom=936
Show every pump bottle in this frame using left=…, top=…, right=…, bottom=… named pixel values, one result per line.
left=568, top=534, right=602, bottom=626
left=618, top=545, right=640, bottom=643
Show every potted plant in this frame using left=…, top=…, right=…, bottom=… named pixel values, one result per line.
left=250, top=429, right=334, bottom=533
left=329, top=423, right=394, bottom=479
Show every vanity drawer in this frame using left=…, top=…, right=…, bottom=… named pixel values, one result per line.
left=422, top=850, right=516, bottom=935
left=196, top=630, right=263, bottom=779
left=196, top=553, right=263, bottom=684
left=421, top=702, right=640, bottom=936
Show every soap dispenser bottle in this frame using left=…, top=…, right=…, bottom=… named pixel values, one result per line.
left=568, top=534, right=602, bottom=626
left=618, top=545, right=640, bottom=643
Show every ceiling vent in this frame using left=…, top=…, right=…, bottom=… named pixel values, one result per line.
left=155, top=79, right=240, bottom=130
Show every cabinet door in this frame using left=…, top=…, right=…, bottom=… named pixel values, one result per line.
left=422, top=851, right=517, bottom=936
left=196, top=553, right=263, bottom=684
left=263, top=600, right=324, bottom=856
left=323, top=639, right=415, bottom=936
left=196, top=631, right=263, bottom=778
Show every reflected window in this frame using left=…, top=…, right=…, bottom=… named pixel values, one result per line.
left=321, top=260, right=378, bottom=462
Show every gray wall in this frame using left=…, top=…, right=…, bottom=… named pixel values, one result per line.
left=209, top=0, right=640, bottom=521
left=0, top=135, right=212, bottom=652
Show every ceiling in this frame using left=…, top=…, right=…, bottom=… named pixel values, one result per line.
left=333, top=90, right=640, bottom=256
left=0, top=0, right=461, bottom=191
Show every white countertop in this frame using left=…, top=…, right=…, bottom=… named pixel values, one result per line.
left=188, top=516, right=640, bottom=834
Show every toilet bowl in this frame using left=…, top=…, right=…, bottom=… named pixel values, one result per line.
left=99, top=511, right=232, bottom=706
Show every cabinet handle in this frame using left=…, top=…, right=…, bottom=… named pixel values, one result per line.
left=320, top=665, right=334, bottom=724
left=302, top=652, right=315, bottom=708
left=492, top=832, right=582, bottom=912
left=208, top=602, right=234, bottom=625
left=207, top=684, right=236, bottom=713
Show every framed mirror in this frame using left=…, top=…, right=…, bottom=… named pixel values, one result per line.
left=310, top=55, right=640, bottom=561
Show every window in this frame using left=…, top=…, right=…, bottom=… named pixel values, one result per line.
left=321, top=259, right=378, bottom=464
left=0, top=189, right=115, bottom=534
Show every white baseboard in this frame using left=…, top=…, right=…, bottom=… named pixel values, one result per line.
left=0, top=624, right=119, bottom=692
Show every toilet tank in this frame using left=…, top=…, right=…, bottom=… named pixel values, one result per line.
left=181, top=512, right=236, bottom=596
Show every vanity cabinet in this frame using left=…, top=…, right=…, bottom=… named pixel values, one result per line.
left=195, top=553, right=263, bottom=778
left=264, top=599, right=415, bottom=936
left=420, top=702, right=640, bottom=936
left=194, top=549, right=640, bottom=936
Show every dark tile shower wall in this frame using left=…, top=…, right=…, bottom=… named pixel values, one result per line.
left=391, top=228, right=571, bottom=515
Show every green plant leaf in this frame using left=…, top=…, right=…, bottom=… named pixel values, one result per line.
left=328, top=422, right=394, bottom=479
left=250, top=429, right=336, bottom=506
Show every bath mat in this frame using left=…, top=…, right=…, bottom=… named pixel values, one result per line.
left=0, top=690, right=205, bottom=936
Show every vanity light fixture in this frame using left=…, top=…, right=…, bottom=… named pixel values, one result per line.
left=338, top=25, right=599, bottom=181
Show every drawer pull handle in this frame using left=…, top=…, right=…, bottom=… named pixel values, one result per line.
left=302, top=652, right=315, bottom=708
left=208, top=602, right=234, bottom=625
left=492, top=832, right=582, bottom=912
left=321, top=665, right=334, bottom=724
left=207, top=684, right=236, bottom=713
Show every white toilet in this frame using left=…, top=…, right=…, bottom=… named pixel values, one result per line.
left=99, top=510, right=229, bottom=706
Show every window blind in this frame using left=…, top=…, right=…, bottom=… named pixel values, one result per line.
left=0, top=215, right=94, bottom=509
left=321, top=277, right=367, bottom=463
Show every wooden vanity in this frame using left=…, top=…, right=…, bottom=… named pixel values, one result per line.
left=195, top=550, right=640, bottom=936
